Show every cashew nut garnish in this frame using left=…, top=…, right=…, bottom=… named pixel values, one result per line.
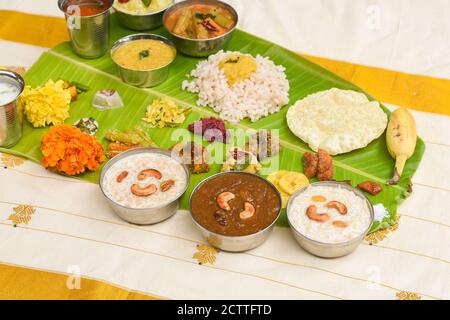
left=311, top=195, right=327, bottom=203
left=216, top=192, right=235, bottom=211
left=138, top=168, right=162, bottom=181
left=239, top=202, right=255, bottom=220
left=332, top=220, right=348, bottom=228
left=116, top=171, right=128, bottom=183
left=326, top=201, right=347, bottom=215
left=160, top=180, right=175, bottom=192
left=131, top=183, right=157, bottom=197
left=306, top=205, right=330, bottom=222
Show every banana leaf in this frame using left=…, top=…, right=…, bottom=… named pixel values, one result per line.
left=0, top=14, right=425, bottom=232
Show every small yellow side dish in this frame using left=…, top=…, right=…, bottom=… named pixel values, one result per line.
left=268, top=171, right=309, bottom=208
left=112, top=39, right=176, bottom=71
left=142, top=98, right=190, bottom=128
left=219, top=54, right=257, bottom=86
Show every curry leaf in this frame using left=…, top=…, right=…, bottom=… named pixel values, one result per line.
left=141, top=0, right=152, bottom=7
left=139, top=49, right=150, bottom=60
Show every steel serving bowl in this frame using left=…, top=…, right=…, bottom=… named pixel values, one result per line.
left=189, top=172, right=282, bottom=252
left=286, top=181, right=374, bottom=258
left=111, top=33, right=176, bottom=87
left=162, top=0, right=238, bottom=57
left=99, top=147, right=190, bottom=225
left=114, top=0, right=174, bottom=30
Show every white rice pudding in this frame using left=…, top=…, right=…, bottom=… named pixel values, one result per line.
left=288, top=185, right=372, bottom=244
left=102, top=153, right=187, bottom=209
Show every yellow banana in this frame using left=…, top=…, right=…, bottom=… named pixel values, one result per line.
left=386, top=108, right=417, bottom=185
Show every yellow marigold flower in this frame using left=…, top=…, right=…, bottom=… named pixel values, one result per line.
left=19, top=79, right=71, bottom=128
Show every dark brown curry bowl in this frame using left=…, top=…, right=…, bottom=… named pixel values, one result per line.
left=189, top=172, right=282, bottom=252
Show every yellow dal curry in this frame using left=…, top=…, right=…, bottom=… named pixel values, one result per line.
left=219, top=53, right=257, bottom=86
left=112, top=39, right=176, bottom=71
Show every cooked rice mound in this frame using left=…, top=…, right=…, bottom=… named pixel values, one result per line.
left=182, top=51, right=290, bottom=123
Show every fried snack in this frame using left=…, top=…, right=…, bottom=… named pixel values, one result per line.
left=287, top=88, right=388, bottom=155
left=278, top=172, right=309, bottom=195
left=303, top=152, right=318, bottom=178
left=357, top=181, right=383, bottom=196
left=104, top=128, right=155, bottom=158
left=317, top=149, right=334, bottom=181
left=267, top=170, right=309, bottom=208
left=170, top=142, right=210, bottom=174
left=221, top=148, right=261, bottom=174
left=247, top=130, right=280, bottom=160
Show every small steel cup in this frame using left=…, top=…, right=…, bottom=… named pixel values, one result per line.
left=0, top=71, right=24, bottom=148
left=111, top=34, right=176, bottom=88
left=58, top=0, right=113, bottom=59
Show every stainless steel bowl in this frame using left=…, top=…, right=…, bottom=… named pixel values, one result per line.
left=189, top=172, right=282, bottom=252
left=163, top=0, right=238, bottom=57
left=286, top=181, right=374, bottom=258
left=114, top=0, right=173, bottom=30
left=99, top=147, right=190, bottom=225
left=111, top=33, right=176, bottom=88
left=0, top=70, right=24, bottom=148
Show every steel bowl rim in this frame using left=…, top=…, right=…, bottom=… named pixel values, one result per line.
left=110, top=33, right=177, bottom=72
left=99, top=146, right=190, bottom=213
left=58, top=0, right=113, bottom=18
left=113, top=0, right=174, bottom=17
left=286, top=181, right=375, bottom=248
left=162, top=0, right=239, bottom=42
left=0, top=70, right=25, bottom=106
left=189, top=171, right=282, bottom=239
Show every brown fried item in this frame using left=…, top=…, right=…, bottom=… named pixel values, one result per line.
left=170, top=142, right=210, bottom=174
left=326, top=201, right=347, bottom=215
left=138, top=168, right=162, bottom=180
left=107, top=142, right=139, bottom=158
left=130, top=183, right=157, bottom=197
left=116, top=171, right=128, bottom=183
left=160, top=180, right=175, bottom=192
left=332, top=220, right=348, bottom=228
left=357, top=181, right=383, bottom=196
left=247, top=130, right=280, bottom=160
left=317, top=149, right=333, bottom=181
left=306, top=205, right=330, bottom=222
left=303, top=152, right=319, bottom=178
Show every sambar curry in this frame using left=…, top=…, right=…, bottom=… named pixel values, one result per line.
left=191, top=173, right=281, bottom=236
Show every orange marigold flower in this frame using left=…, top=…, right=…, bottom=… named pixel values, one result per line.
left=41, top=125, right=106, bottom=176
